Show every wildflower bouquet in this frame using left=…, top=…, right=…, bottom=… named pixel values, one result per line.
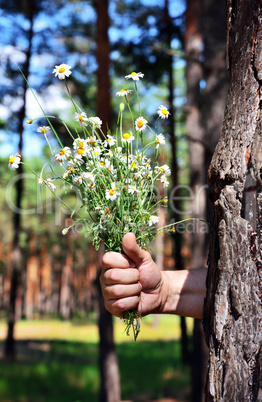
left=9, top=64, right=187, bottom=340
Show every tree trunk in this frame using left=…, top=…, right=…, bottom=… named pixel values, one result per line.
left=5, top=0, right=35, bottom=361
left=203, top=0, right=262, bottom=400
left=95, top=0, right=111, bottom=135
left=97, top=246, right=121, bottom=402
left=185, top=1, right=208, bottom=398
left=95, top=1, right=121, bottom=400
left=185, top=0, right=229, bottom=400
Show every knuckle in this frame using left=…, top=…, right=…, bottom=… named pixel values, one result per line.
left=107, top=269, right=118, bottom=283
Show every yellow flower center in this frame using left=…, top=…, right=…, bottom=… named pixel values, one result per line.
left=137, top=121, right=143, bottom=128
left=123, top=133, right=131, bottom=139
left=78, top=141, right=84, bottom=148
left=131, top=72, right=137, bottom=77
left=160, top=168, right=165, bottom=173
left=79, top=115, right=84, bottom=123
left=59, top=149, right=66, bottom=155
left=100, top=161, right=105, bottom=166
left=121, top=89, right=127, bottom=93
left=40, top=128, right=47, bottom=134
left=131, top=162, right=136, bottom=169
left=78, top=148, right=85, bottom=155
left=9, top=157, right=15, bottom=164
left=109, top=189, right=116, bottom=196
left=162, top=108, right=168, bottom=115
left=88, top=139, right=96, bottom=144
left=59, top=67, right=66, bottom=73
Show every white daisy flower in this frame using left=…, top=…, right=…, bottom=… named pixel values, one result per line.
left=88, top=117, right=102, bottom=129
left=53, top=64, right=72, bottom=80
left=54, top=147, right=71, bottom=165
left=148, top=215, right=160, bottom=227
left=82, top=172, right=95, bottom=183
left=87, top=136, right=98, bottom=147
left=73, top=138, right=88, bottom=150
left=130, top=161, right=138, bottom=171
left=73, top=138, right=89, bottom=158
left=75, top=112, right=88, bottom=127
left=157, top=105, right=170, bottom=119
left=121, top=132, right=135, bottom=143
left=125, top=72, right=144, bottom=81
left=67, top=160, right=76, bottom=167
left=105, top=150, right=114, bottom=158
left=128, top=184, right=139, bottom=194
left=106, top=164, right=116, bottom=174
left=155, top=133, right=165, bottom=149
left=37, top=126, right=51, bottom=135
left=72, top=175, right=83, bottom=185
left=8, top=153, right=21, bottom=170
left=161, top=175, right=169, bottom=188
left=135, top=116, right=148, bottom=132
left=159, top=164, right=171, bottom=176
left=116, top=89, right=133, bottom=96
left=104, top=135, right=116, bottom=147
left=105, top=182, right=119, bottom=201
left=74, top=148, right=88, bottom=159
left=40, top=178, right=56, bottom=191
left=92, top=146, right=102, bottom=157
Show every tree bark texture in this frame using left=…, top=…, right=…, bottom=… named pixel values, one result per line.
left=204, top=1, right=262, bottom=400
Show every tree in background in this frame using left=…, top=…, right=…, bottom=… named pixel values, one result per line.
left=204, top=0, right=262, bottom=399
left=1, top=0, right=41, bottom=361
left=94, top=1, right=121, bottom=401
left=185, top=0, right=229, bottom=400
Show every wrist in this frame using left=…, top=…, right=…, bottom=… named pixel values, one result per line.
left=159, top=271, right=181, bottom=314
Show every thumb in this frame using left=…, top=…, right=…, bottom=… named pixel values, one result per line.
left=122, top=233, right=151, bottom=266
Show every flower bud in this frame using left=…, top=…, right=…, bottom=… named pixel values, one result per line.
left=27, top=119, right=33, bottom=124
left=119, top=102, right=125, bottom=112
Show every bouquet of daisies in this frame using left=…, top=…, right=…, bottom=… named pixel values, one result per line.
left=8, top=64, right=179, bottom=340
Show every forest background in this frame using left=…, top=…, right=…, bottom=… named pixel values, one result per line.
left=0, top=0, right=229, bottom=401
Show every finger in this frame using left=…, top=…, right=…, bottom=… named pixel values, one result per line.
left=104, top=296, right=140, bottom=317
left=102, top=283, right=142, bottom=300
left=102, top=251, right=136, bottom=270
left=102, top=268, right=140, bottom=285
left=122, top=233, right=151, bottom=266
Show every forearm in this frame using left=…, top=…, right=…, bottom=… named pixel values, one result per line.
left=159, top=268, right=207, bottom=319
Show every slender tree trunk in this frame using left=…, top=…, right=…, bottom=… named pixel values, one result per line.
left=185, top=0, right=229, bottom=400
left=97, top=246, right=121, bottom=402
left=5, top=1, right=35, bottom=360
left=163, top=0, right=189, bottom=363
left=94, top=1, right=121, bottom=401
left=204, top=0, right=262, bottom=400
left=95, top=0, right=111, bottom=135
left=185, top=1, right=208, bottom=395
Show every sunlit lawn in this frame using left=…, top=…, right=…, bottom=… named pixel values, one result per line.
left=0, top=316, right=193, bottom=402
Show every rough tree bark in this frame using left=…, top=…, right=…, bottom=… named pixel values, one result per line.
left=203, top=0, right=262, bottom=400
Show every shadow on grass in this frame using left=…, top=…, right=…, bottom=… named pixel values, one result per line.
left=0, top=340, right=191, bottom=402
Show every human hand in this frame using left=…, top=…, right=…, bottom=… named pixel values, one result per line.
left=100, top=232, right=166, bottom=317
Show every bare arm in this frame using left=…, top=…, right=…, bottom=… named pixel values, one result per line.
left=100, top=233, right=207, bottom=319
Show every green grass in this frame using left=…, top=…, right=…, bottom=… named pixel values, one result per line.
left=0, top=318, right=192, bottom=401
